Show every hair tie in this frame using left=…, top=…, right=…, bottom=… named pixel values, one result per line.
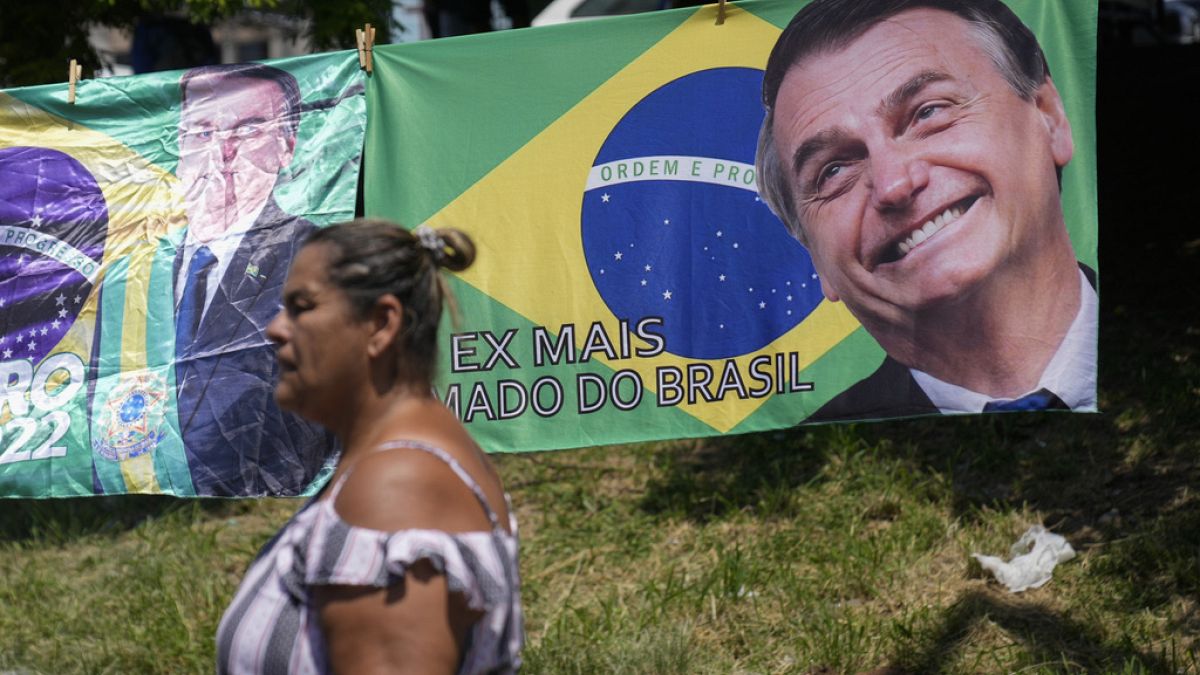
left=413, top=225, right=446, bottom=264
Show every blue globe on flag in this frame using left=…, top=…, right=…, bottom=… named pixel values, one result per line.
left=0, top=146, right=108, bottom=365
left=581, top=67, right=822, bottom=361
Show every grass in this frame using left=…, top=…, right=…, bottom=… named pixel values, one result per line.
left=0, top=44, right=1197, bottom=675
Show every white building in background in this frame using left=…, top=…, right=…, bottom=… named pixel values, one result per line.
left=212, top=12, right=312, bottom=63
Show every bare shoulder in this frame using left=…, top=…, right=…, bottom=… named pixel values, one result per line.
left=331, top=440, right=495, bottom=535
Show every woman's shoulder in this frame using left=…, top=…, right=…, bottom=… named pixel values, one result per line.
left=330, top=433, right=499, bottom=535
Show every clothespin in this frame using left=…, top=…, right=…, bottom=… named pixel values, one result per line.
left=355, top=23, right=376, bottom=73
left=715, top=0, right=727, bottom=25
left=67, top=59, right=82, bottom=104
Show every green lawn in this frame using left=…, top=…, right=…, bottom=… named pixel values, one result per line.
left=0, top=280, right=1195, bottom=673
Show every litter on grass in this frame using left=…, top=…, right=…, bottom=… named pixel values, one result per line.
left=972, top=525, right=1076, bottom=592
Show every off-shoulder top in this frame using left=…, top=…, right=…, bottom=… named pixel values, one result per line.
left=216, top=440, right=524, bottom=674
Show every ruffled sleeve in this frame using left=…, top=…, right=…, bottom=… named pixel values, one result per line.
left=283, top=502, right=512, bottom=615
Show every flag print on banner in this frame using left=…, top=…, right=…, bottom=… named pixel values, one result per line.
left=0, top=147, right=101, bottom=491
left=0, top=94, right=182, bottom=497
left=365, top=0, right=1098, bottom=453
left=0, top=52, right=364, bottom=497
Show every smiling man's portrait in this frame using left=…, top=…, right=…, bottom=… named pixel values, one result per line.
left=756, top=0, right=1097, bottom=419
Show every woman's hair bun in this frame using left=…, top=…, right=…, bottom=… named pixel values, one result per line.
left=429, top=227, right=475, bottom=273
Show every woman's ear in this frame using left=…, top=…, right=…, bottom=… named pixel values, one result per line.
left=366, top=294, right=404, bottom=359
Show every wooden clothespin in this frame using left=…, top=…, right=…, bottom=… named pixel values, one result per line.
left=716, top=0, right=727, bottom=25
left=67, top=59, right=82, bottom=104
left=355, top=23, right=376, bottom=73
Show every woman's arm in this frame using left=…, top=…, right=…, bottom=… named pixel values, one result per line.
left=316, top=561, right=480, bottom=674
left=315, top=448, right=492, bottom=674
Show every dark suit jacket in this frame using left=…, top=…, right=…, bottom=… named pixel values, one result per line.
left=807, top=264, right=1098, bottom=423
left=174, top=198, right=335, bottom=496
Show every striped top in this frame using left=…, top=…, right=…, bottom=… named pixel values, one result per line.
left=216, top=440, right=524, bottom=674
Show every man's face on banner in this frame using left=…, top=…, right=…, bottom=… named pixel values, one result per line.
left=177, top=75, right=296, bottom=244
left=770, top=8, right=1073, bottom=332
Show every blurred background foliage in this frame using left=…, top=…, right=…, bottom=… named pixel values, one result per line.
left=0, top=0, right=394, bottom=88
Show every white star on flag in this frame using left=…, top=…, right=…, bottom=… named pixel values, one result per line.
left=758, top=301, right=766, bottom=309
left=58, top=308, right=68, bottom=318
left=2, top=349, right=10, bottom=359
left=662, top=290, right=672, bottom=300
left=601, top=193, right=610, bottom=203
left=39, top=327, right=47, bottom=336
left=614, top=251, right=623, bottom=261
left=27, top=340, right=36, bottom=351
left=51, top=319, right=61, bottom=329
left=644, top=264, right=652, bottom=272
left=640, top=279, right=647, bottom=286
left=31, top=214, right=42, bottom=227
left=719, top=274, right=726, bottom=282
left=55, top=293, right=66, bottom=306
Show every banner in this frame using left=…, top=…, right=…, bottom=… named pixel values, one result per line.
left=0, top=52, right=364, bottom=497
left=364, top=0, right=1098, bottom=453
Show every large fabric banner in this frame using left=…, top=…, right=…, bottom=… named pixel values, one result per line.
left=0, top=52, right=363, bottom=497
left=365, top=0, right=1098, bottom=452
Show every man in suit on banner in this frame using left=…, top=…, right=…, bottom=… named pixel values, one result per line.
left=174, top=63, right=333, bottom=495
left=755, top=0, right=1097, bottom=421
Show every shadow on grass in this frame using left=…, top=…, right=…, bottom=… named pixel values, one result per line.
left=895, top=587, right=1196, bottom=673
left=0, top=496, right=249, bottom=544
left=638, top=430, right=830, bottom=521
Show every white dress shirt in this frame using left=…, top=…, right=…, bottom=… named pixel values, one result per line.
left=175, top=199, right=269, bottom=319
left=910, top=269, right=1098, bottom=413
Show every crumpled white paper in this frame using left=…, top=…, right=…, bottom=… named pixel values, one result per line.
left=972, top=525, right=1076, bottom=592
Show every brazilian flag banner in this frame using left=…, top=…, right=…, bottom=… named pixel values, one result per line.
left=365, top=0, right=1098, bottom=453
left=0, top=52, right=364, bottom=497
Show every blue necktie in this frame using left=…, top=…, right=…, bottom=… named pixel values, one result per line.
left=983, top=388, right=1068, bottom=413
left=175, top=246, right=217, bottom=359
